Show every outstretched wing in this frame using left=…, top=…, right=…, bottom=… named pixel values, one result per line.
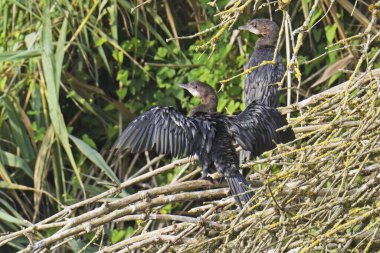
left=226, top=102, right=295, bottom=157
left=113, top=106, right=214, bottom=157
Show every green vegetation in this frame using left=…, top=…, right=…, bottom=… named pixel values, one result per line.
left=0, top=0, right=379, bottom=252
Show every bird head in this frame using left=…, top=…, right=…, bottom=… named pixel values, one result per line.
left=179, top=81, right=215, bottom=99
left=239, top=19, right=279, bottom=38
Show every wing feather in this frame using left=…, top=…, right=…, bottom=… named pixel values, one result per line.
left=113, top=106, right=214, bottom=157
left=226, top=102, right=295, bottom=157
left=133, top=123, right=149, bottom=152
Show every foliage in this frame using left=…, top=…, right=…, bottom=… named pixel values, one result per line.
left=0, top=0, right=379, bottom=252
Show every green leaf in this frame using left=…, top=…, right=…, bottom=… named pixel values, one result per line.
left=24, top=32, right=38, bottom=49
left=155, top=47, right=168, bottom=59
left=95, top=36, right=108, bottom=47
left=226, top=100, right=240, bottom=114
left=0, top=49, right=42, bottom=62
left=112, top=50, right=124, bottom=63
left=2, top=97, right=35, bottom=162
left=0, top=76, right=6, bottom=91
left=0, top=208, right=29, bottom=226
left=111, top=229, right=127, bottom=244
left=32, top=122, right=46, bottom=142
left=0, top=148, right=33, bottom=178
left=309, top=9, right=323, bottom=28
left=160, top=203, right=172, bottom=214
left=81, top=134, right=97, bottom=149
left=117, top=70, right=129, bottom=85
left=69, top=135, right=120, bottom=184
left=116, top=88, right=127, bottom=100
left=54, top=17, right=68, bottom=85
left=41, top=10, right=85, bottom=195
left=327, top=72, right=342, bottom=87
left=217, top=97, right=228, bottom=112
left=125, top=226, right=135, bottom=237
left=325, top=24, right=337, bottom=44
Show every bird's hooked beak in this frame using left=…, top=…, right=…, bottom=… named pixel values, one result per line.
left=179, top=83, right=200, bottom=98
left=179, top=83, right=188, bottom=89
left=239, top=24, right=260, bottom=35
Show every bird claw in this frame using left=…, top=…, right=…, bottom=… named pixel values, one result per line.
left=199, top=173, right=213, bottom=182
left=199, top=172, right=224, bottom=185
left=210, top=172, right=224, bottom=184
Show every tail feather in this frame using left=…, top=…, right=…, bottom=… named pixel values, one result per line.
left=225, top=172, right=254, bottom=210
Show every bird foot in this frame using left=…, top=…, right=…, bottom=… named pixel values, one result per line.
left=209, top=172, right=224, bottom=184
left=199, top=171, right=224, bottom=184
left=199, top=173, right=213, bottom=182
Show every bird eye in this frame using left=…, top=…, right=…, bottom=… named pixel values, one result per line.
left=195, top=85, right=198, bottom=89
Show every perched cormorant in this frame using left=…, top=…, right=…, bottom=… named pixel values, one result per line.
left=114, top=81, right=294, bottom=209
left=239, top=19, right=285, bottom=108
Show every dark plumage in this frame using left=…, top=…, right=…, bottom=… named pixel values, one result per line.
left=114, top=81, right=294, bottom=209
left=239, top=19, right=285, bottom=108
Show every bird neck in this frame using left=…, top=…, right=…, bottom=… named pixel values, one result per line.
left=255, top=34, right=278, bottom=49
left=191, top=95, right=218, bottom=115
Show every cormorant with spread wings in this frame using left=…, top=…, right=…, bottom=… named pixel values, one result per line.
left=114, top=81, right=294, bottom=208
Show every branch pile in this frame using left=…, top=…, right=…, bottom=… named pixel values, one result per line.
left=1, top=2, right=379, bottom=253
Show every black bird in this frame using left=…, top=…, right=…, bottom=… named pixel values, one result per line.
left=114, top=81, right=294, bottom=209
left=239, top=19, right=285, bottom=108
